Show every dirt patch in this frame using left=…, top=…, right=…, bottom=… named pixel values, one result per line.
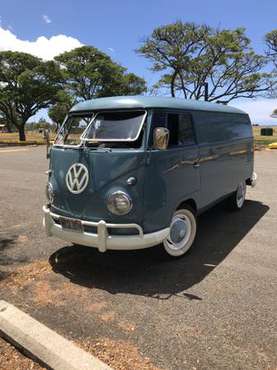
left=1, top=260, right=111, bottom=314
left=87, top=301, right=107, bottom=313
left=100, top=312, right=116, bottom=322
left=2, top=261, right=51, bottom=289
left=99, top=312, right=136, bottom=333
left=32, top=280, right=65, bottom=307
left=0, top=337, right=45, bottom=370
left=0, top=261, right=157, bottom=369
left=16, top=235, right=29, bottom=244
left=78, top=338, right=161, bottom=370
left=117, top=320, right=136, bottom=333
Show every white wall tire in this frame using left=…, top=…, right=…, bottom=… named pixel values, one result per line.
left=228, top=181, right=247, bottom=210
left=163, top=207, right=197, bottom=257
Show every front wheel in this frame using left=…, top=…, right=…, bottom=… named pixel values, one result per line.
left=163, top=206, right=197, bottom=257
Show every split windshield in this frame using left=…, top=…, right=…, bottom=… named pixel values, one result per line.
left=55, top=110, right=145, bottom=147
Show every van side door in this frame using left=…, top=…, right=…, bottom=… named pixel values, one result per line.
left=143, top=110, right=200, bottom=233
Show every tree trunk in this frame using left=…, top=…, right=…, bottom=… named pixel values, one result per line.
left=18, top=125, right=26, bottom=141
left=170, top=70, right=178, bottom=97
left=170, top=80, right=176, bottom=97
left=5, top=121, right=12, bottom=133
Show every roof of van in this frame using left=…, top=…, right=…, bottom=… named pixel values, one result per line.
left=70, top=96, right=246, bottom=114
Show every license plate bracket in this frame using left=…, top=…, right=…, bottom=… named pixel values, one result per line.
left=60, top=217, right=83, bottom=233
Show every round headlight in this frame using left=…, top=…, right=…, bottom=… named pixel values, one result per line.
left=107, top=191, right=132, bottom=215
left=46, top=182, right=54, bottom=204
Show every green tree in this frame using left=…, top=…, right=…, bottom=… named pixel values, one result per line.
left=48, top=91, right=73, bottom=131
left=266, top=30, right=277, bottom=100
left=266, top=30, right=277, bottom=67
left=0, top=112, right=9, bottom=132
left=119, top=72, right=148, bottom=95
left=0, top=51, right=62, bottom=141
left=55, top=46, right=146, bottom=101
left=137, top=22, right=273, bottom=102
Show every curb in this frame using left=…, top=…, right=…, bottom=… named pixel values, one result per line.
left=0, top=300, right=112, bottom=370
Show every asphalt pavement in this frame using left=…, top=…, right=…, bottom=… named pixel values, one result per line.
left=0, top=146, right=276, bottom=370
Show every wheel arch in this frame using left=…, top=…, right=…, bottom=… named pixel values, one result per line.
left=176, top=198, right=198, bottom=214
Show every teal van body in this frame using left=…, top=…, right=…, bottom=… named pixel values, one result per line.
left=43, top=96, right=256, bottom=256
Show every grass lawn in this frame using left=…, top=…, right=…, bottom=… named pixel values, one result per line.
left=253, top=126, right=277, bottom=146
left=1, top=127, right=277, bottom=147
left=0, top=131, right=55, bottom=145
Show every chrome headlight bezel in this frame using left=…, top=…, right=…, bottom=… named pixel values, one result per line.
left=106, top=190, right=132, bottom=216
left=46, top=182, right=54, bottom=204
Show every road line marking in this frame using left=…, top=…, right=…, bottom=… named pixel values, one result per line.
left=0, top=300, right=112, bottom=370
left=0, top=148, right=29, bottom=153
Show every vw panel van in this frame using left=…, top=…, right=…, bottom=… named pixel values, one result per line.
left=43, top=96, right=256, bottom=257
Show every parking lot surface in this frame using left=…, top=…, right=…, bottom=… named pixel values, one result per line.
left=0, top=146, right=276, bottom=369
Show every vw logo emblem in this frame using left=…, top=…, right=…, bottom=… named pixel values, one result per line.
left=66, top=163, right=89, bottom=194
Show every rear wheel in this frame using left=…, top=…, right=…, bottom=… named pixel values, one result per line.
left=163, top=206, right=197, bottom=257
left=228, top=181, right=247, bottom=210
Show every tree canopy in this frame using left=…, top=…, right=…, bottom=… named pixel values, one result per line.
left=48, top=91, right=73, bottom=131
left=0, top=51, right=62, bottom=140
left=0, top=47, right=146, bottom=140
left=137, top=22, right=274, bottom=102
left=54, top=46, right=146, bottom=101
left=1, top=31, right=277, bottom=141
left=266, top=30, right=277, bottom=67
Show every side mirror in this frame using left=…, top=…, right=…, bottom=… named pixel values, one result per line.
left=153, top=127, right=170, bottom=150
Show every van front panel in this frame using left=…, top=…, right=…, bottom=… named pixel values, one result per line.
left=49, top=146, right=146, bottom=225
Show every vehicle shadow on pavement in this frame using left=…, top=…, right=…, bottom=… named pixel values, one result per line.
left=49, top=200, right=269, bottom=300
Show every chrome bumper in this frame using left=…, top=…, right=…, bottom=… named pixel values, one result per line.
left=43, top=205, right=169, bottom=253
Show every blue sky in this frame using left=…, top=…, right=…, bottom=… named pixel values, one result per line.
left=0, top=0, right=277, bottom=124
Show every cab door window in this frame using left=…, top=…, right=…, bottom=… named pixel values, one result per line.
left=167, top=113, right=195, bottom=147
left=167, top=113, right=179, bottom=146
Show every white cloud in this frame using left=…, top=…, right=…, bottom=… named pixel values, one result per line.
left=107, top=47, right=115, bottom=53
left=232, top=98, right=277, bottom=125
left=42, top=14, right=52, bottom=24
left=0, top=26, right=83, bottom=60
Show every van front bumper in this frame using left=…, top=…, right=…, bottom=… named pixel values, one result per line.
left=43, top=205, right=169, bottom=253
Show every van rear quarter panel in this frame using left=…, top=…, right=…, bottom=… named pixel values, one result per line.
left=192, top=111, right=254, bottom=209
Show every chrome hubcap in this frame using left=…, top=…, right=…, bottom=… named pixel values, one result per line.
left=236, top=182, right=246, bottom=208
left=166, top=215, right=191, bottom=250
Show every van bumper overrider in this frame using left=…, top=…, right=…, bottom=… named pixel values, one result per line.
left=43, top=205, right=169, bottom=252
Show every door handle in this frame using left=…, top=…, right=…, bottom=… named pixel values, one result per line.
left=193, top=162, right=200, bottom=168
